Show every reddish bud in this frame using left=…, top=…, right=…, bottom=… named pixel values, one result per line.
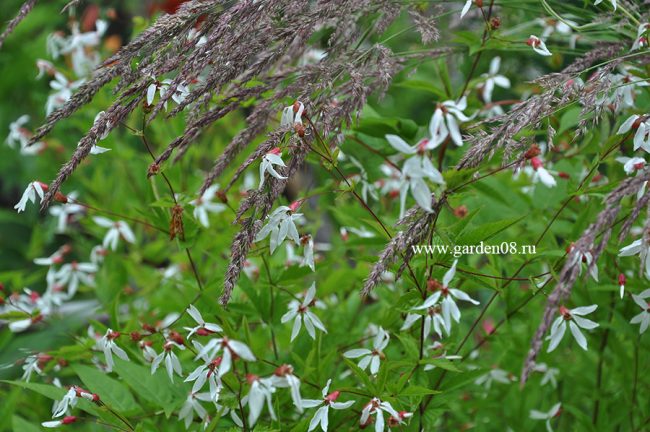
left=427, top=279, right=442, bottom=292
left=269, top=147, right=282, bottom=155
left=62, top=416, right=77, bottom=425
left=524, top=144, right=541, bottom=159
left=246, top=373, right=259, bottom=385
left=169, top=330, right=184, bottom=345
left=558, top=172, right=570, bottom=179
left=325, top=391, right=340, bottom=403
left=196, top=327, right=213, bottom=336
left=289, top=200, right=302, bottom=212
left=530, top=157, right=543, bottom=170
left=130, top=331, right=142, bottom=342
left=454, top=205, right=468, bottom=218
left=559, top=305, right=571, bottom=319
left=634, top=162, right=645, bottom=171
left=618, top=273, right=626, bottom=286
left=490, top=16, right=501, bottom=29
left=474, top=0, right=483, bottom=7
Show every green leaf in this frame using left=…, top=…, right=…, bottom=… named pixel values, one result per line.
left=401, top=385, right=441, bottom=396
left=112, top=359, right=185, bottom=417
left=343, top=358, right=375, bottom=394
left=11, top=416, right=40, bottom=432
left=73, top=364, right=141, bottom=415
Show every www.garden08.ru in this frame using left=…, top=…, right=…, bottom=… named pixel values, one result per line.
left=411, top=241, right=537, bottom=257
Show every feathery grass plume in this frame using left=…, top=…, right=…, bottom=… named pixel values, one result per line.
left=457, top=44, right=624, bottom=170
left=362, top=200, right=440, bottom=297
left=520, top=171, right=650, bottom=385
left=0, top=0, right=37, bottom=50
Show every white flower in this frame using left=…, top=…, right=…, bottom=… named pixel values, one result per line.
left=195, top=336, right=256, bottom=375
left=49, top=192, right=84, bottom=233
left=6, top=115, right=36, bottom=149
left=151, top=341, right=184, bottom=382
left=269, top=364, right=303, bottom=412
left=46, top=73, right=84, bottom=115
left=89, top=111, right=111, bottom=153
left=475, top=368, right=516, bottom=389
left=618, top=114, right=650, bottom=153
left=93, top=217, right=136, bottom=250
left=185, top=304, right=223, bottom=338
left=280, top=101, right=305, bottom=127
left=430, top=97, right=472, bottom=147
left=547, top=305, right=599, bottom=352
left=414, top=260, right=480, bottom=331
left=243, top=375, right=277, bottom=427
left=301, top=379, right=354, bottom=432
left=344, top=327, right=390, bottom=375
left=359, top=397, right=400, bottom=432
left=567, top=247, right=598, bottom=282
left=55, top=261, right=97, bottom=298
left=190, top=184, right=227, bottom=228
left=530, top=402, right=561, bottom=432
left=281, top=283, right=327, bottom=341
left=58, top=20, right=107, bottom=76
left=630, top=23, right=648, bottom=51
left=178, top=392, right=212, bottom=429
left=254, top=203, right=303, bottom=253
left=90, top=245, right=108, bottom=265
left=530, top=157, right=557, bottom=187
left=619, top=238, right=650, bottom=278
left=616, top=156, right=646, bottom=175
left=259, top=148, right=288, bottom=188
left=14, top=181, right=46, bottom=213
left=100, top=329, right=129, bottom=372
left=532, top=363, right=559, bottom=388
left=422, top=342, right=462, bottom=371
left=401, top=305, right=448, bottom=340
left=42, top=416, right=78, bottom=428
left=527, top=35, right=552, bottom=56
left=481, top=57, right=510, bottom=103
left=52, top=387, right=78, bottom=418
left=385, top=134, right=444, bottom=217
left=146, top=78, right=189, bottom=108
left=21, top=355, right=44, bottom=382
left=538, top=17, right=575, bottom=40
left=139, top=341, right=158, bottom=363
left=630, top=289, right=650, bottom=334
left=301, top=234, right=315, bottom=270
left=184, top=357, right=224, bottom=403
left=460, top=0, right=473, bottom=19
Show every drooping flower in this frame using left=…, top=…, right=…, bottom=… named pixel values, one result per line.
left=151, top=341, right=184, bottom=382
left=269, top=364, right=303, bottom=412
left=414, top=260, right=480, bottom=331
left=42, top=416, right=78, bottom=428
left=301, top=379, right=354, bottom=432
left=527, top=35, right=552, bottom=56
left=630, top=289, right=650, bottom=334
left=359, top=397, right=401, bottom=432
left=184, top=304, right=223, bottom=339
left=475, top=368, right=516, bottom=389
left=178, top=392, right=212, bottom=429
left=184, top=357, right=224, bottom=403
left=547, top=305, right=599, bottom=352
left=243, top=374, right=277, bottom=427
left=55, top=20, right=108, bottom=77
left=618, top=238, right=650, bottom=278
left=616, top=156, right=646, bottom=175
left=618, top=273, right=626, bottom=299
left=401, top=304, right=448, bottom=339
left=254, top=203, right=303, bottom=253
left=93, top=217, right=136, bottom=251
left=46, top=73, right=84, bottom=115
left=49, top=192, right=84, bottom=233
left=195, top=336, right=256, bottom=375
left=54, top=261, right=97, bottom=298
left=384, top=134, right=444, bottom=217
left=430, top=97, right=472, bottom=147
left=281, top=283, right=327, bottom=341
left=630, top=23, right=648, bottom=51
left=190, top=184, right=227, bottom=228
left=14, top=181, right=46, bottom=213
left=532, top=363, right=559, bottom=388
left=146, top=78, right=190, bottom=108
left=480, top=57, right=510, bottom=103
left=617, top=114, right=650, bottom=152
left=530, top=402, right=561, bottom=432
left=530, top=157, right=557, bottom=187
left=259, top=147, right=288, bottom=188
left=100, top=329, right=129, bottom=372
left=344, top=327, right=390, bottom=375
